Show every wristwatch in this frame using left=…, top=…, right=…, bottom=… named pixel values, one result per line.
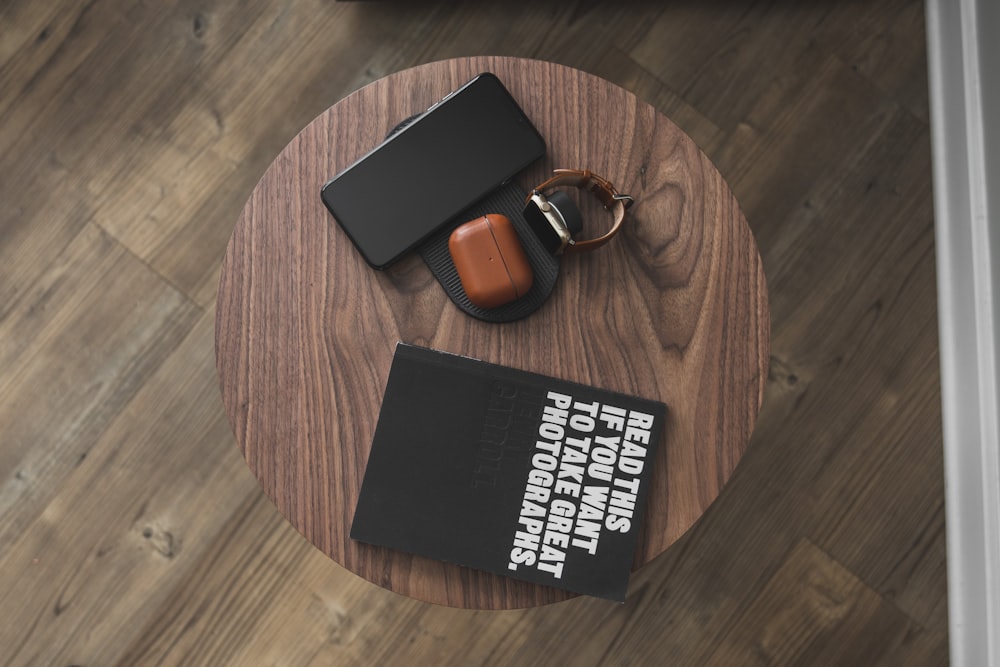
left=523, top=169, right=634, bottom=255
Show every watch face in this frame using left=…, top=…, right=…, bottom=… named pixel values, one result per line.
left=523, top=198, right=565, bottom=254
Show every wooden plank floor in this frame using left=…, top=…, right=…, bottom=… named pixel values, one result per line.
left=0, top=1, right=947, bottom=664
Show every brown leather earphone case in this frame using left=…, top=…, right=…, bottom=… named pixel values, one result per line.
left=449, top=214, right=534, bottom=309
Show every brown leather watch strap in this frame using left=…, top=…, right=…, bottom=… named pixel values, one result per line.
left=528, top=168, right=633, bottom=254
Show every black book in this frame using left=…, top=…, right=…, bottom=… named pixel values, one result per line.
left=350, top=343, right=667, bottom=602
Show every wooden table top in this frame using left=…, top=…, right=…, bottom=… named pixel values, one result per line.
left=215, top=56, right=769, bottom=609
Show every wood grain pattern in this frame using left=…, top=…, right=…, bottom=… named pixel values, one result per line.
left=214, top=56, right=769, bottom=608
left=0, top=0, right=947, bottom=662
left=705, top=538, right=915, bottom=666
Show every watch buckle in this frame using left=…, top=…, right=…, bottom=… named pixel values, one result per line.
left=613, top=193, right=635, bottom=210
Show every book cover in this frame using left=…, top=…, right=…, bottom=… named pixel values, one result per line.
left=350, top=343, right=667, bottom=602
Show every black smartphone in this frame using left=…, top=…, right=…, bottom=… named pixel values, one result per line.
left=320, top=73, right=546, bottom=269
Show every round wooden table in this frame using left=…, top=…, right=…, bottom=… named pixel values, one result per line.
left=215, top=56, right=769, bottom=609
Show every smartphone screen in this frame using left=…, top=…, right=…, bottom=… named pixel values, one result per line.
left=321, top=73, right=546, bottom=269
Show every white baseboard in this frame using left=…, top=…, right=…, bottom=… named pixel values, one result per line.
left=926, top=0, right=1000, bottom=663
